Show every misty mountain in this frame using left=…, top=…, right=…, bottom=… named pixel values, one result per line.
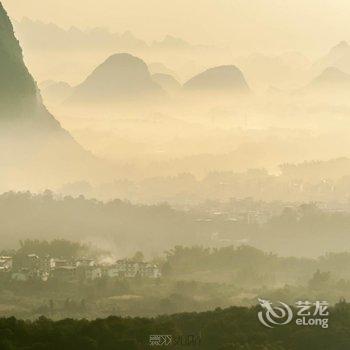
left=152, top=73, right=181, bottom=93
left=67, top=53, right=165, bottom=104
left=183, top=65, right=250, bottom=93
left=0, top=3, right=69, bottom=131
left=13, top=18, right=148, bottom=52
left=40, top=80, right=73, bottom=105
left=12, top=17, right=232, bottom=85
left=14, top=19, right=198, bottom=54
left=148, top=62, right=178, bottom=77
left=0, top=2, right=100, bottom=190
left=314, top=41, right=350, bottom=75
left=310, top=67, right=350, bottom=89
left=151, top=35, right=191, bottom=50
left=299, top=66, right=350, bottom=95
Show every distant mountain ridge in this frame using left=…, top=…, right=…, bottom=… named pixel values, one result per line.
left=312, top=66, right=350, bottom=86
left=67, top=53, right=165, bottom=104
left=13, top=17, right=148, bottom=52
left=183, top=65, right=250, bottom=93
left=302, top=66, right=350, bottom=94
left=314, top=41, right=350, bottom=75
left=14, top=18, right=219, bottom=54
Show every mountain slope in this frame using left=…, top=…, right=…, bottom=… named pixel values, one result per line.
left=301, top=67, right=350, bottom=95
left=67, top=53, right=165, bottom=104
left=0, top=2, right=100, bottom=190
left=311, top=67, right=350, bottom=87
left=40, top=80, right=73, bottom=105
left=0, top=3, right=36, bottom=110
left=152, top=73, right=181, bottom=93
left=314, top=41, right=350, bottom=75
left=0, top=3, right=62, bottom=130
left=183, top=65, right=250, bottom=93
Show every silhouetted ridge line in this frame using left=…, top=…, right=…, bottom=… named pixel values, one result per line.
left=183, top=65, right=250, bottom=92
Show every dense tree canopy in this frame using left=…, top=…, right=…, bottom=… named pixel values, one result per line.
left=0, top=302, right=349, bottom=349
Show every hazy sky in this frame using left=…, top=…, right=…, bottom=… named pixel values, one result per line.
left=3, top=0, right=350, bottom=55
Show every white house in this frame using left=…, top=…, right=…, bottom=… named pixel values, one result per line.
left=0, top=256, right=13, bottom=271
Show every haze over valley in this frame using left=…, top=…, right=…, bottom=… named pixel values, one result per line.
left=3, top=2, right=350, bottom=327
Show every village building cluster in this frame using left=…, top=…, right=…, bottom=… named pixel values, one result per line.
left=0, top=254, right=161, bottom=282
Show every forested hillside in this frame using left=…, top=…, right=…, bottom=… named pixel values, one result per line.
left=0, top=302, right=349, bottom=349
